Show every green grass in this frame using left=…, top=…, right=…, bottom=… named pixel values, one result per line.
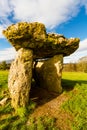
left=0, top=70, right=9, bottom=100
left=27, top=116, right=57, bottom=130
left=0, top=71, right=87, bottom=130
left=62, top=72, right=87, bottom=81
left=0, top=70, right=28, bottom=130
left=62, top=72, right=87, bottom=91
left=62, top=72, right=87, bottom=130
left=0, top=71, right=57, bottom=130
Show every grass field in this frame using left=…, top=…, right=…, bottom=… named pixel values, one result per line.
left=62, top=72, right=87, bottom=130
left=0, top=71, right=87, bottom=130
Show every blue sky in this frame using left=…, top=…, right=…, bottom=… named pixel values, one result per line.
left=56, top=6, right=87, bottom=40
left=0, top=0, right=87, bottom=63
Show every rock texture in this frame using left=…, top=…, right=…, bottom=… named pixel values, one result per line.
left=3, top=22, right=80, bottom=109
left=0, top=97, right=8, bottom=106
left=8, top=48, right=33, bottom=109
left=34, top=55, right=63, bottom=93
left=3, top=22, right=80, bottom=59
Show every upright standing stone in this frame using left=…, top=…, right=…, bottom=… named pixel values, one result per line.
left=8, top=48, right=33, bottom=109
left=35, top=55, right=63, bottom=93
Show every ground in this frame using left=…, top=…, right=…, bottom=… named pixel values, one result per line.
left=0, top=71, right=87, bottom=130
left=29, top=84, right=71, bottom=130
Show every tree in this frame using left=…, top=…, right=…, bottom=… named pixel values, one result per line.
left=0, top=61, right=7, bottom=70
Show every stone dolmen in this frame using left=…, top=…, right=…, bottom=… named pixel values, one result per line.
left=3, top=22, right=80, bottom=109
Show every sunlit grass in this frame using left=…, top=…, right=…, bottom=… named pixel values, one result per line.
left=0, top=71, right=56, bottom=129
left=0, top=71, right=87, bottom=129
left=62, top=72, right=87, bottom=80
left=0, top=70, right=9, bottom=100
left=62, top=72, right=87, bottom=130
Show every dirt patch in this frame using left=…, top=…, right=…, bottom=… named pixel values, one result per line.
left=29, top=86, right=73, bottom=129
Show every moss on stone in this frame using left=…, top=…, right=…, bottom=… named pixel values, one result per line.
left=3, top=22, right=80, bottom=58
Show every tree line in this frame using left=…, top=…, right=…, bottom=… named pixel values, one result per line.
left=0, top=61, right=10, bottom=70
left=63, top=62, right=87, bottom=73
left=0, top=60, right=87, bottom=73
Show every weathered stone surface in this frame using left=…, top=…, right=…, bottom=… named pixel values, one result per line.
left=2, top=22, right=80, bottom=109
left=34, top=55, right=63, bottom=93
left=3, top=22, right=47, bottom=51
left=3, top=22, right=80, bottom=59
left=0, top=97, right=8, bottom=106
left=8, top=48, right=33, bottom=109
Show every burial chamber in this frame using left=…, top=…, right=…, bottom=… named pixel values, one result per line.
left=3, top=22, right=80, bottom=109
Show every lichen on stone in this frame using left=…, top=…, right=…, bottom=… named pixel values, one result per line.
left=3, top=22, right=80, bottom=59
left=2, top=22, right=80, bottom=109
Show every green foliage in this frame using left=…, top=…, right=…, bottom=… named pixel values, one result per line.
left=0, top=102, right=13, bottom=115
left=0, top=121, right=9, bottom=130
left=0, top=61, right=11, bottom=70
left=63, top=62, right=87, bottom=72
left=0, top=61, right=8, bottom=70
left=16, top=107, right=28, bottom=118
left=77, top=62, right=87, bottom=72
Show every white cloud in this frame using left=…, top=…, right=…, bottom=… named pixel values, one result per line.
left=0, top=0, right=12, bottom=17
left=0, top=18, right=12, bottom=38
left=0, top=0, right=87, bottom=63
left=0, top=0, right=87, bottom=37
left=0, top=26, right=5, bottom=38
left=64, top=39, right=87, bottom=63
left=0, top=0, right=86, bottom=29
left=10, top=0, right=82, bottom=28
left=0, top=47, right=16, bottom=62
left=77, top=39, right=87, bottom=52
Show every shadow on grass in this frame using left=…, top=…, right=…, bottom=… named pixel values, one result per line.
left=30, top=79, right=87, bottom=107
left=62, top=79, right=87, bottom=91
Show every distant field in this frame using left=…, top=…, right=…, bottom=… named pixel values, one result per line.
left=62, top=72, right=87, bottom=90
left=62, top=71, right=87, bottom=80
left=0, top=71, right=87, bottom=130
